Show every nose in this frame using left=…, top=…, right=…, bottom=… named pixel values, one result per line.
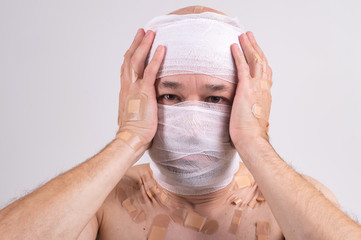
left=185, top=94, right=201, bottom=102
left=185, top=114, right=204, bottom=138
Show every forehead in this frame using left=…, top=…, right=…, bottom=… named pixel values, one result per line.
left=155, top=74, right=236, bottom=90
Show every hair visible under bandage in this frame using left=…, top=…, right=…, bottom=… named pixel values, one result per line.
left=143, top=12, right=246, bottom=84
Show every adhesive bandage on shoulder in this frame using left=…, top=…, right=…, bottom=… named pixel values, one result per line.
left=116, top=130, right=143, bottom=152
left=123, top=93, right=148, bottom=121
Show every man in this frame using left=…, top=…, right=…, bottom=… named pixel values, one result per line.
left=1, top=5, right=361, bottom=240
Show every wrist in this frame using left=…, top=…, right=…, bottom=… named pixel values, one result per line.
left=234, top=135, right=268, bottom=153
left=234, top=136, right=272, bottom=168
left=114, top=132, right=149, bottom=164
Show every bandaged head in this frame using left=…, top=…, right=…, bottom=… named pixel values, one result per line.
left=143, top=11, right=246, bottom=195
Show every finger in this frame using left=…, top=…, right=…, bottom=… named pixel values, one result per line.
left=246, top=31, right=269, bottom=66
left=142, top=45, right=166, bottom=86
left=267, top=65, right=273, bottom=87
left=239, top=33, right=264, bottom=79
left=231, top=43, right=251, bottom=81
left=123, top=28, right=145, bottom=60
left=246, top=31, right=270, bottom=79
left=130, top=30, right=156, bottom=79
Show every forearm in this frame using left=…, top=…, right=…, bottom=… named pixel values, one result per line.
left=236, top=137, right=361, bottom=240
left=0, top=138, right=145, bottom=239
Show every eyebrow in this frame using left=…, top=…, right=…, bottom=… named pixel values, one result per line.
left=204, top=84, right=230, bottom=92
left=159, top=81, right=230, bottom=92
left=160, top=81, right=183, bottom=90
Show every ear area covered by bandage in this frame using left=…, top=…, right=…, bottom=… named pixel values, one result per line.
left=143, top=12, right=246, bottom=84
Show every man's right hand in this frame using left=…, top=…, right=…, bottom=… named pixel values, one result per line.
left=116, top=28, right=165, bottom=151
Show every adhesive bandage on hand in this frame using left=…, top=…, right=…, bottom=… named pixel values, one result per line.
left=123, top=93, right=148, bottom=122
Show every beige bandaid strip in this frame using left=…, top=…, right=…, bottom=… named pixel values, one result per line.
left=252, top=103, right=262, bottom=119
left=124, top=93, right=148, bottom=121
left=231, top=197, right=243, bottom=205
left=141, top=172, right=161, bottom=200
left=148, top=226, right=166, bottom=240
left=116, top=130, right=143, bottom=152
left=170, top=208, right=187, bottom=225
left=122, top=198, right=137, bottom=214
left=256, top=220, right=270, bottom=240
left=234, top=175, right=252, bottom=189
left=256, top=191, right=265, bottom=202
left=122, top=198, right=146, bottom=223
left=229, top=208, right=242, bottom=234
left=240, top=184, right=258, bottom=209
left=248, top=198, right=258, bottom=209
left=148, top=214, right=171, bottom=240
left=254, top=53, right=263, bottom=64
left=117, top=187, right=127, bottom=203
left=260, top=80, right=269, bottom=90
left=184, top=210, right=207, bottom=231
left=159, top=191, right=169, bottom=205
left=201, top=219, right=219, bottom=235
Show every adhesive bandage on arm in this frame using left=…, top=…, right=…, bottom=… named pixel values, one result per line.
left=116, top=92, right=148, bottom=151
left=116, top=130, right=143, bottom=152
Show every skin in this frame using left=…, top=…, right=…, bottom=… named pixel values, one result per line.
left=0, top=5, right=361, bottom=240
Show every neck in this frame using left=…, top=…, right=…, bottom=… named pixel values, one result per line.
left=158, top=176, right=235, bottom=216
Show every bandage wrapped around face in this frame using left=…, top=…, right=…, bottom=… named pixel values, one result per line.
left=143, top=12, right=246, bottom=195
left=148, top=101, right=239, bottom=195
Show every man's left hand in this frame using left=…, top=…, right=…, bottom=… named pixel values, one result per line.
left=229, top=31, right=273, bottom=149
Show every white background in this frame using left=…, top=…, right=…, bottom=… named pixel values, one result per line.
left=1, top=0, right=360, bottom=222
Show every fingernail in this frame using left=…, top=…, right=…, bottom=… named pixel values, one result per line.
left=136, top=28, right=142, bottom=36
left=145, top=30, right=151, bottom=37
left=156, top=45, right=163, bottom=52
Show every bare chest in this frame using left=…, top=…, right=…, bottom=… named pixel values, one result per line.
left=98, top=199, right=283, bottom=240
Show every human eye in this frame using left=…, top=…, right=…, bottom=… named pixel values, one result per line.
left=206, top=96, right=227, bottom=104
left=157, top=94, right=180, bottom=104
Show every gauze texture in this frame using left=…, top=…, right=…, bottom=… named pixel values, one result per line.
left=148, top=101, right=240, bottom=195
left=143, top=12, right=246, bottom=84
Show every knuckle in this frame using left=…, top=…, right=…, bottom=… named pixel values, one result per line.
left=123, top=50, right=130, bottom=59
left=144, top=64, right=156, bottom=77
left=240, top=63, right=250, bottom=71
left=130, top=56, right=138, bottom=68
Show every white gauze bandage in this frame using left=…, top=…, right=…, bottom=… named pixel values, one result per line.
left=148, top=101, right=239, bottom=195
left=143, top=12, right=246, bottom=195
left=144, top=12, right=246, bottom=84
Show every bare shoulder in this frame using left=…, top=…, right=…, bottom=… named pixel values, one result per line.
left=95, top=164, right=152, bottom=239
left=97, top=163, right=150, bottom=215
left=301, top=174, right=341, bottom=208
left=123, top=163, right=151, bottom=179
left=108, top=163, right=151, bottom=201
